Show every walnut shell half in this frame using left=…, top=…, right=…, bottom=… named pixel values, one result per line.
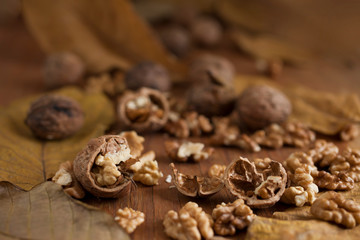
left=73, top=135, right=136, bottom=198
left=117, top=88, right=169, bottom=132
left=170, top=163, right=224, bottom=197
left=224, top=157, right=287, bottom=208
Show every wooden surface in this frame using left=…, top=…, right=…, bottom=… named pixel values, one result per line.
left=1, top=19, right=360, bottom=240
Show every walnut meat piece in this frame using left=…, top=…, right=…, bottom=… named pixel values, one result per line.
left=117, top=88, right=169, bottom=132
left=328, top=148, right=360, bottom=182
left=130, top=151, right=163, bottom=186
left=208, top=164, right=226, bottom=178
left=313, top=171, right=354, bottom=191
left=25, top=95, right=84, bottom=140
left=224, top=157, right=287, bottom=208
left=310, top=191, right=360, bottom=228
left=52, top=161, right=85, bottom=199
left=124, top=61, right=171, bottom=91
left=165, top=140, right=214, bottom=162
left=340, top=124, right=359, bottom=141
left=163, top=201, right=213, bottom=240
left=115, top=207, right=145, bottom=234
left=212, top=199, right=255, bottom=236
left=235, top=85, right=292, bottom=130
left=281, top=186, right=311, bottom=207
left=73, top=135, right=137, bottom=198
left=118, top=131, right=144, bottom=159
left=170, top=163, right=224, bottom=197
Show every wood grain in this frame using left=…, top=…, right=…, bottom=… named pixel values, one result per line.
left=1, top=19, right=360, bottom=240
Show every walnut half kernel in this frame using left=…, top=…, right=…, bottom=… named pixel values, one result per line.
left=165, top=140, right=214, bottom=162
left=163, top=201, right=214, bottom=240
left=130, top=151, right=163, bottom=186
left=115, top=207, right=145, bottom=234
left=170, top=163, right=224, bottom=197
left=224, top=157, right=287, bottom=208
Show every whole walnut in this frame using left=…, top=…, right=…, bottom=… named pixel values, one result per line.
left=188, top=54, right=235, bottom=86
left=25, top=95, right=84, bottom=140
left=44, top=52, right=85, bottom=89
left=159, top=26, right=191, bottom=57
left=186, top=84, right=236, bottom=117
left=235, top=85, right=292, bottom=130
left=124, top=61, right=171, bottom=92
left=190, top=16, right=222, bottom=47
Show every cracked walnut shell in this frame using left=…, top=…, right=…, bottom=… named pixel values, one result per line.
left=165, top=140, right=214, bottom=162
left=73, top=135, right=137, bottom=198
left=310, top=191, right=360, bottom=228
left=224, top=157, right=287, bottom=208
left=170, top=163, right=224, bottom=197
left=212, top=199, right=255, bottom=236
left=115, top=207, right=145, bottom=234
left=117, top=88, right=169, bottom=132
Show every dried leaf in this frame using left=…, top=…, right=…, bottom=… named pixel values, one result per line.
left=0, top=87, right=114, bottom=190
left=234, top=75, right=360, bottom=135
left=231, top=30, right=314, bottom=64
left=23, top=0, right=184, bottom=74
left=0, top=181, right=130, bottom=240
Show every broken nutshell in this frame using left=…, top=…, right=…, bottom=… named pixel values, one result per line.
left=224, top=157, right=287, bottom=208
left=25, top=95, right=84, bottom=140
left=117, top=88, right=169, bottom=132
left=43, top=52, right=85, bottom=89
left=124, top=61, right=171, bottom=91
left=235, top=85, right=292, bottom=130
left=170, top=163, right=224, bottom=197
left=165, top=140, right=214, bottom=162
left=73, top=135, right=138, bottom=198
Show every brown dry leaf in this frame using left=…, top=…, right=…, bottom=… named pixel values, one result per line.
left=22, top=0, right=184, bottom=74
left=231, top=30, right=314, bottom=64
left=234, top=75, right=360, bottom=135
left=0, top=181, right=130, bottom=240
left=0, top=87, right=114, bottom=190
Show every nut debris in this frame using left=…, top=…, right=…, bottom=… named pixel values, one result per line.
left=115, top=207, right=145, bottom=234
left=130, top=151, right=163, bottom=186
left=165, top=140, right=214, bottom=162
left=212, top=199, right=255, bottom=236
left=163, top=201, right=213, bottom=240
left=311, top=191, right=360, bottom=228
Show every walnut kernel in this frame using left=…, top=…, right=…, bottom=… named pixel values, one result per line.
left=130, top=151, right=163, bottom=185
left=165, top=140, right=214, bottom=162
left=115, top=207, right=145, bottom=233
left=208, top=164, right=227, bottom=178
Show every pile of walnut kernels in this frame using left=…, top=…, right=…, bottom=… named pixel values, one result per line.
left=25, top=27, right=360, bottom=238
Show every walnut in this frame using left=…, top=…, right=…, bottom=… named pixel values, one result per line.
left=210, top=117, right=260, bottom=152
left=187, top=54, right=235, bottom=86
left=73, top=135, right=137, bottom=198
left=163, top=201, right=213, bottom=240
left=124, top=61, right=171, bottom=91
left=52, top=161, right=85, bottom=199
left=164, top=112, right=190, bottom=138
left=130, top=151, right=163, bottom=185
left=190, top=16, right=222, bottom=47
left=170, top=163, right=224, bottom=197
left=43, top=52, right=85, bottom=89
left=208, top=164, right=226, bottom=178
left=117, top=88, right=169, bottom=132
left=165, top=140, right=214, bottom=162
left=290, top=166, right=318, bottom=204
left=118, top=131, right=144, bottom=159
left=115, top=207, right=145, bottom=233
left=212, top=199, right=255, bottom=236
left=25, top=95, right=84, bottom=140
left=85, top=71, right=125, bottom=97
left=283, top=152, right=315, bottom=174
left=307, top=140, right=339, bottom=165
left=312, top=171, right=354, bottom=191
left=235, top=85, right=292, bottom=130
left=340, top=124, right=359, bottom=141
left=280, top=186, right=310, bottom=207
left=159, top=26, right=191, bottom=57
left=252, top=121, right=315, bottom=149
left=310, top=191, right=360, bottom=228
left=224, top=157, right=287, bottom=208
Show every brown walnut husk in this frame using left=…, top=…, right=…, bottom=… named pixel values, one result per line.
left=224, top=157, right=287, bottom=208
left=25, top=95, right=84, bottom=140
left=117, top=87, right=169, bottom=132
left=73, top=135, right=135, bottom=198
left=170, top=163, right=224, bottom=197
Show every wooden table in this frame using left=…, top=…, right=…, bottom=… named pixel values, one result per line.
left=1, top=19, right=360, bottom=240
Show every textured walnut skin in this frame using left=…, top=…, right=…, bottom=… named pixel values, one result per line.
left=117, top=88, right=169, bottom=132
left=236, top=85, right=292, bottom=130
left=124, top=61, right=171, bottom=91
left=73, top=135, right=131, bottom=198
left=224, top=157, right=287, bottom=208
left=25, top=95, right=84, bottom=140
